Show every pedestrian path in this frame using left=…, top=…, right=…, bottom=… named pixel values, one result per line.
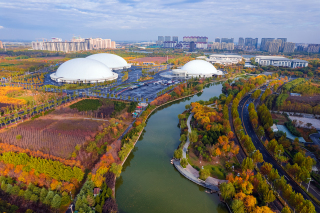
left=173, top=112, right=226, bottom=191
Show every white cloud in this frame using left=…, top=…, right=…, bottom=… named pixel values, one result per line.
left=0, top=26, right=3, bottom=29
left=0, top=0, right=319, bottom=42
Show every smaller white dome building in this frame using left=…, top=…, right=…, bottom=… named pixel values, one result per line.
left=172, top=60, right=223, bottom=78
left=50, top=58, right=118, bottom=83
left=86, top=53, right=131, bottom=70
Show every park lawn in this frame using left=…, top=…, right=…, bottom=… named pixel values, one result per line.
left=188, top=147, right=228, bottom=179
left=204, top=164, right=227, bottom=179
left=16, top=95, right=34, bottom=103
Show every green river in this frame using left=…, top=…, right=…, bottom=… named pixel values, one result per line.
left=116, top=82, right=228, bottom=213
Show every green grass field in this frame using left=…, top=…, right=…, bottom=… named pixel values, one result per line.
left=70, top=99, right=102, bottom=112
left=203, top=164, right=227, bottom=179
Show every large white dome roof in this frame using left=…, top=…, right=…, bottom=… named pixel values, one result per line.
left=182, top=60, right=220, bottom=75
left=86, top=53, right=129, bottom=69
left=51, top=58, right=117, bottom=82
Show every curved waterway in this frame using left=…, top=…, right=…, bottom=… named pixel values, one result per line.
left=116, top=82, right=228, bottom=213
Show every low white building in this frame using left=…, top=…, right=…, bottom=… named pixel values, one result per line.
left=206, top=54, right=243, bottom=65
left=291, top=59, right=309, bottom=68
left=255, top=56, right=308, bottom=68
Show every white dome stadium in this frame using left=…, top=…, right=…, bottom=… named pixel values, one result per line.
left=171, top=60, right=223, bottom=78
left=86, top=53, right=131, bottom=70
left=50, top=58, right=118, bottom=83
left=182, top=60, right=222, bottom=76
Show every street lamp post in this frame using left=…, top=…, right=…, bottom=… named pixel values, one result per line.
left=307, top=178, right=312, bottom=192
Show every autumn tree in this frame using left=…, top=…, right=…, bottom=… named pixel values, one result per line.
left=241, top=157, right=254, bottom=171
left=220, top=182, right=235, bottom=201
left=231, top=199, right=245, bottom=213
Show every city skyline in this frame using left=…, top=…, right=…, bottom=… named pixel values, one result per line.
left=0, top=0, right=319, bottom=43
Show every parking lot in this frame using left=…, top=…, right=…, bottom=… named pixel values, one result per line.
left=43, top=65, right=180, bottom=102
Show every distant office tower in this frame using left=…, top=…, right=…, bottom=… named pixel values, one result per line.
left=265, top=39, right=282, bottom=53
left=0, top=40, right=3, bottom=49
left=261, top=38, right=275, bottom=51
left=165, top=36, right=171, bottom=41
left=245, top=38, right=253, bottom=46
left=158, top=36, right=164, bottom=42
left=221, top=38, right=228, bottom=43
left=228, top=38, right=234, bottom=43
left=215, top=37, right=221, bottom=43
left=32, top=37, right=116, bottom=52
left=189, top=41, right=196, bottom=52
left=183, top=36, right=208, bottom=42
left=238, top=37, right=244, bottom=46
left=283, top=42, right=295, bottom=53
left=252, top=38, right=258, bottom=48
left=172, top=36, right=178, bottom=42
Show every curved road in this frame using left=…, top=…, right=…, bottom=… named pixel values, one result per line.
left=239, top=94, right=320, bottom=212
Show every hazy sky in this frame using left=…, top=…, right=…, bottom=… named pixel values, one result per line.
left=0, top=0, right=319, bottom=43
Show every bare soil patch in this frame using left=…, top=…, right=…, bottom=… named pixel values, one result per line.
left=287, top=95, right=320, bottom=107
left=0, top=107, right=107, bottom=159
left=271, top=113, right=288, bottom=125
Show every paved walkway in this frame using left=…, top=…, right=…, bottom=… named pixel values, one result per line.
left=173, top=112, right=226, bottom=191
left=182, top=113, right=192, bottom=158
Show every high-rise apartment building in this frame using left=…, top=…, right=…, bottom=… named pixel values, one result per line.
left=307, top=44, right=320, bottom=53
left=32, top=37, right=116, bottom=52
left=209, top=42, right=221, bottom=49
left=0, top=40, right=3, bottom=49
left=165, top=36, right=171, bottom=41
left=215, top=38, right=221, bottom=43
left=252, top=38, right=258, bottom=48
left=265, top=39, right=282, bottom=53
left=221, top=38, right=228, bottom=43
left=220, top=38, right=234, bottom=43
left=183, top=36, right=208, bottom=42
left=283, top=42, right=295, bottom=53
left=277, top=38, right=287, bottom=51
left=238, top=37, right=244, bottom=46
left=172, top=36, right=178, bottom=42
left=221, top=42, right=234, bottom=50
left=243, top=38, right=258, bottom=49
left=260, top=38, right=275, bottom=51
left=158, top=36, right=164, bottom=42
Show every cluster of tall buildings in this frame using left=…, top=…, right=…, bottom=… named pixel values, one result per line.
left=157, top=36, right=210, bottom=50
left=31, top=37, right=116, bottom=52
left=209, top=37, right=234, bottom=50
left=237, top=37, right=258, bottom=50
left=0, top=40, right=3, bottom=49
left=156, top=36, right=320, bottom=53
left=259, top=38, right=294, bottom=53
left=296, top=44, right=320, bottom=53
